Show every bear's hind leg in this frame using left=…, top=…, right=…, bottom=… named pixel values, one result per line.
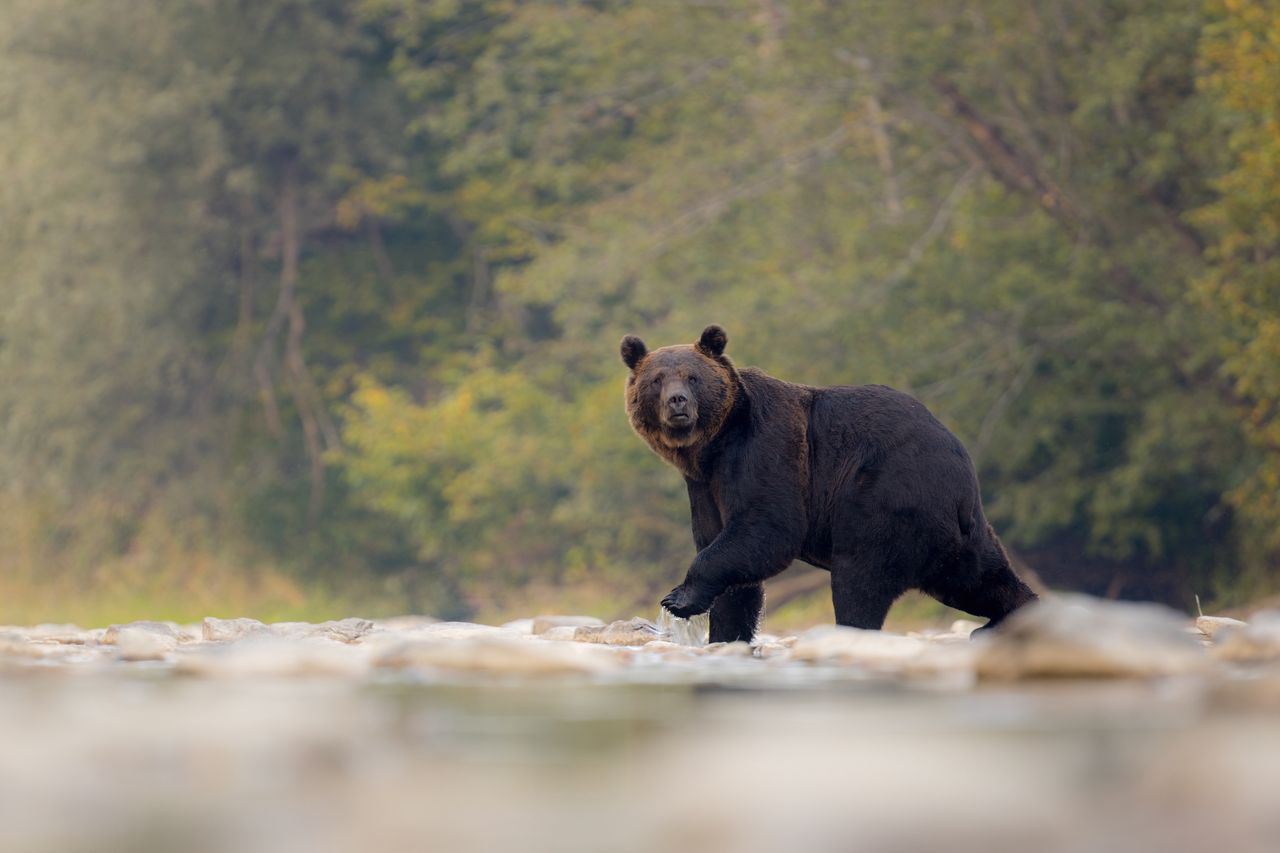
left=922, top=537, right=1037, bottom=632
left=709, top=583, right=765, bottom=643
left=830, top=553, right=901, bottom=630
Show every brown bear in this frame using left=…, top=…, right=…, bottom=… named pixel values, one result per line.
left=621, top=324, right=1037, bottom=643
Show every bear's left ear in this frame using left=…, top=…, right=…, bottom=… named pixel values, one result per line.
left=697, top=324, right=728, bottom=358
left=620, top=335, right=648, bottom=370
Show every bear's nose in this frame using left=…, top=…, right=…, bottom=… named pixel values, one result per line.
left=668, top=393, right=688, bottom=410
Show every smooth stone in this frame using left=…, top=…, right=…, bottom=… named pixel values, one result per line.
left=175, top=636, right=367, bottom=677
left=1196, top=614, right=1247, bottom=640
left=371, top=615, right=440, bottom=631
left=115, top=627, right=179, bottom=661
left=102, top=621, right=191, bottom=645
left=269, top=618, right=374, bottom=644
left=706, top=641, right=753, bottom=657
left=637, top=640, right=704, bottom=656
left=355, top=621, right=514, bottom=655
left=755, top=642, right=793, bottom=659
left=573, top=618, right=665, bottom=646
left=789, top=626, right=929, bottom=668
left=202, top=617, right=272, bottom=642
left=976, top=595, right=1206, bottom=679
left=0, top=638, right=57, bottom=659
left=950, top=619, right=983, bottom=637
left=899, top=643, right=978, bottom=679
left=531, top=615, right=605, bottom=635
left=405, top=621, right=509, bottom=640
left=24, top=624, right=100, bottom=645
left=500, top=618, right=536, bottom=634
left=1212, top=611, right=1280, bottom=662
left=538, top=626, right=579, bottom=642
left=373, top=636, right=623, bottom=675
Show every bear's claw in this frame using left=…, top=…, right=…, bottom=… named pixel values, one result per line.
left=660, top=584, right=711, bottom=618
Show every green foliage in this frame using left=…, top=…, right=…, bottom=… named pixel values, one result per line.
left=1194, top=0, right=1280, bottom=584
left=2, top=0, right=1279, bottom=620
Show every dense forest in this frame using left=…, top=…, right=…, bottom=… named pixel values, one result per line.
left=2, top=0, right=1279, bottom=624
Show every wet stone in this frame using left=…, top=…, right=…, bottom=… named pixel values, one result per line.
left=976, top=596, right=1207, bottom=680
left=202, top=617, right=272, bottom=642
left=1211, top=611, right=1280, bottom=662
left=573, top=618, right=665, bottom=646
left=705, top=641, right=753, bottom=658
left=635, top=640, right=704, bottom=657
left=537, top=626, right=579, bottom=642
left=175, top=636, right=368, bottom=678
left=531, top=615, right=605, bottom=635
left=789, top=626, right=930, bottom=670
left=269, top=618, right=374, bottom=644
left=23, top=624, right=100, bottom=645
left=373, top=636, right=623, bottom=675
left=397, top=621, right=510, bottom=641
left=102, top=621, right=191, bottom=645
left=1196, top=615, right=1247, bottom=640
left=371, top=615, right=439, bottom=631
left=115, top=627, right=179, bottom=661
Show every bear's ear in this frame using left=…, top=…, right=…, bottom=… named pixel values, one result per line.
left=697, top=324, right=728, bottom=358
left=620, top=335, right=648, bottom=370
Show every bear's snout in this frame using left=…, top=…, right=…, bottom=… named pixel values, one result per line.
left=661, top=380, right=696, bottom=426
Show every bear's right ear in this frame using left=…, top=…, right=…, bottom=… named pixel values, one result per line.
left=620, top=335, right=648, bottom=370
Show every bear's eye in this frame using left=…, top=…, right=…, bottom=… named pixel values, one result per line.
left=688, top=376, right=699, bottom=384
left=651, top=376, right=662, bottom=387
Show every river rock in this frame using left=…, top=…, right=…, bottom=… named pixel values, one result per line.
left=538, top=626, right=580, bottom=642
left=706, top=641, right=754, bottom=657
left=115, top=627, right=179, bottom=661
left=755, top=641, right=794, bottom=659
left=1196, top=615, right=1247, bottom=640
left=372, top=615, right=440, bottom=631
left=409, top=621, right=510, bottom=640
left=24, top=624, right=101, bottom=644
left=102, top=621, right=192, bottom=645
left=573, top=618, right=665, bottom=646
left=975, top=596, right=1206, bottom=679
left=789, top=626, right=930, bottom=669
left=633, top=640, right=703, bottom=657
left=373, top=636, right=623, bottom=675
left=531, top=615, right=605, bottom=635
left=1211, top=611, right=1280, bottom=662
left=269, top=618, right=374, bottom=644
left=175, top=636, right=367, bottom=677
left=202, top=617, right=272, bottom=642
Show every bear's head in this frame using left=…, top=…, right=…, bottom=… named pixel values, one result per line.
left=620, top=324, right=739, bottom=454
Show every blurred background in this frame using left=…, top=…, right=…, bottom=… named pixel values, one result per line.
left=3, top=0, right=1278, bottom=628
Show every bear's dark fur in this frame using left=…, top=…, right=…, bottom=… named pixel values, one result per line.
left=621, top=324, right=1037, bottom=643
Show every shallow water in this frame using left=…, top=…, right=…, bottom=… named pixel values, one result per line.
left=2, top=610, right=1279, bottom=853
left=654, top=608, right=709, bottom=645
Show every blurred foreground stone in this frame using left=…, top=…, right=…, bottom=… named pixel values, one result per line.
left=1212, top=611, right=1280, bottom=662
left=374, top=636, right=624, bottom=675
left=976, top=596, right=1206, bottom=679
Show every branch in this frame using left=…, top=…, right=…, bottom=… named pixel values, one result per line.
left=932, top=75, right=1083, bottom=234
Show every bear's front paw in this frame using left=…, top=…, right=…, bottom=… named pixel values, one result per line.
left=661, top=584, right=712, bottom=618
